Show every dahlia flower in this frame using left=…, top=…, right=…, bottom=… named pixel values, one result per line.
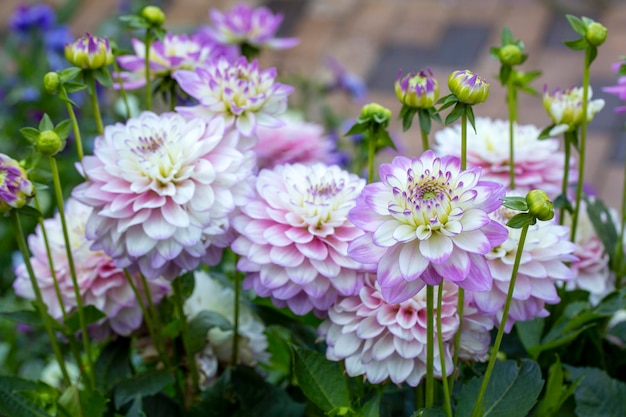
left=72, top=111, right=255, bottom=280
left=232, top=163, right=367, bottom=316
left=116, top=33, right=230, bottom=90
left=457, top=301, right=493, bottom=362
left=65, top=33, right=113, bottom=70
left=13, top=198, right=170, bottom=340
left=254, top=116, right=339, bottom=170
left=184, top=270, right=269, bottom=388
left=348, top=150, right=508, bottom=303
left=542, top=85, right=605, bottom=135
left=0, top=153, right=34, bottom=213
left=174, top=57, right=293, bottom=139
left=201, top=3, right=298, bottom=50
left=395, top=68, right=439, bottom=109
left=433, top=117, right=575, bottom=197
left=470, top=196, right=577, bottom=332
left=603, top=62, right=626, bottom=114
left=447, top=70, right=490, bottom=105
left=319, top=275, right=458, bottom=386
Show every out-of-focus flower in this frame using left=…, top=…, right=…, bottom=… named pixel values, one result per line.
left=433, top=118, right=575, bottom=197
left=603, top=62, right=626, bottom=114
left=140, top=5, right=165, bottom=26
left=325, top=57, right=367, bottom=102
left=72, top=111, right=255, bottom=280
left=10, top=3, right=55, bottom=34
left=470, top=195, right=577, bottom=332
left=40, top=360, right=81, bottom=389
left=65, top=33, right=114, bottom=70
left=457, top=301, right=493, bottom=362
left=13, top=198, right=171, bottom=340
left=395, top=68, right=439, bottom=109
left=0, top=153, right=34, bottom=213
left=116, top=34, right=228, bottom=90
left=184, top=270, right=269, bottom=388
left=232, top=163, right=367, bottom=317
left=174, top=57, right=293, bottom=139
left=542, top=85, right=605, bottom=135
left=448, top=70, right=490, bottom=105
left=585, top=21, right=608, bottom=47
left=348, top=150, right=508, bottom=303
left=319, top=275, right=458, bottom=386
left=253, top=115, right=339, bottom=170
left=201, top=3, right=299, bottom=50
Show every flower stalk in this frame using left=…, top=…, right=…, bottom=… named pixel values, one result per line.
left=425, top=285, right=434, bottom=407
left=437, top=285, right=453, bottom=417
left=172, top=277, right=200, bottom=393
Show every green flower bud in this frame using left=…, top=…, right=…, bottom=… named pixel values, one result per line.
left=141, top=5, right=165, bottom=26
left=395, top=68, right=439, bottom=109
left=65, top=33, right=114, bottom=70
left=526, top=189, right=554, bottom=221
left=43, top=72, right=60, bottom=94
left=498, top=44, right=523, bottom=66
left=359, top=102, right=392, bottom=126
left=448, top=70, right=490, bottom=105
left=585, top=21, right=608, bottom=46
left=36, top=130, right=63, bottom=156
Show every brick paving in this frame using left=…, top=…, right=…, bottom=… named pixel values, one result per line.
left=2, top=0, right=626, bottom=207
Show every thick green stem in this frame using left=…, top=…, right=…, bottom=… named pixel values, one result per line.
left=616, top=157, right=626, bottom=287
left=49, top=156, right=95, bottom=390
left=231, top=254, right=242, bottom=367
left=88, top=74, right=104, bottom=135
left=420, top=126, right=430, bottom=152
left=13, top=210, right=71, bottom=386
left=367, top=127, right=376, bottom=183
left=425, top=285, right=434, bottom=408
left=470, top=224, right=530, bottom=417
left=570, top=48, right=592, bottom=242
left=559, top=133, right=572, bottom=225
left=437, top=285, right=453, bottom=417
left=63, top=88, right=84, bottom=162
left=144, top=30, right=153, bottom=110
left=173, top=277, right=200, bottom=392
left=507, top=80, right=517, bottom=189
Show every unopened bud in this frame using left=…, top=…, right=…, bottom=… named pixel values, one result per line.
left=585, top=21, right=608, bottom=47
left=448, top=70, right=490, bottom=105
left=43, top=72, right=60, bottom=94
left=498, top=44, right=523, bottom=66
left=526, top=189, right=554, bottom=221
left=36, top=130, right=63, bottom=156
left=359, top=103, right=392, bottom=126
left=141, top=5, right=165, bottom=26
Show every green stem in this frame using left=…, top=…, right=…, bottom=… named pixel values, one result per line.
left=13, top=210, right=71, bottom=387
left=507, top=80, right=517, bottom=190
left=62, top=88, right=84, bottom=162
left=49, top=156, right=95, bottom=390
left=144, top=30, right=153, bottom=111
left=559, top=133, right=572, bottom=225
left=470, top=224, right=530, bottom=417
left=420, top=123, right=430, bottom=152
left=367, top=127, right=376, bottom=183
left=616, top=156, right=626, bottom=287
left=425, top=285, right=434, bottom=408
left=88, top=73, right=104, bottom=135
left=170, top=83, right=177, bottom=112
left=570, top=48, right=592, bottom=243
left=113, top=59, right=132, bottom=119
left=437, top=285, right=453, bottom=417
left=173, top=277, right=199, bottom=392
left=231, top=254, right=242, bottom=366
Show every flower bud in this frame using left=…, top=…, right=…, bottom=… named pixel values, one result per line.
left=43, top=72, right=60, bottom=94
left=448, top=70, right=490, bottom=105
left=395, top=69, right=439, bottom=109
left=526, top=189, right=554, bottom=221
left=498, top=44, right=523, bottom=66
left=65, top=33, right=114, bottom=70
left=0, top=154, right=34, bottom=213
left=585, top=21, right=608, bottom=47
left=542, top=85, right=605, bottom=134
left=141, top=5, right=165, bottom=26
left=359, top=103, right=392, bottom=126
left=36, top=130, right=63, bottom=156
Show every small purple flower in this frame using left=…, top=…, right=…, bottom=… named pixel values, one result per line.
left=10, top=3, right=56, bottom=34
left=202, top=3, right=299, bottom=50
left=603, top=62, right=626, bottom=114
left=325, top=57, right=367, bottom=102
left=0, top=153, right=34, bottom=213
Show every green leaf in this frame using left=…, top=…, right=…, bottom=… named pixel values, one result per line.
left=516, top=318, right=544, bottom=358
left=466, top=105, right=477, bottom=133
left=114, top=369, right=174, bottom=408
left=362, top=395, right=381, bottom=417
left=401, top=106, right=417, bottom=132
left=444, top=102, right=465, bottom=126
left=126, top=397, right=146, bottom=417
left=489, top=46, right=501, bottom=60
left=63, top=305, right=106, bottom=334
left=63, top=82, right=88, bottom=94
left=499, top=65, right=512, bottom=85
left=566, top=15, right=587, bottom=36
left=0, top=386, right=51, bottom=417
left=537, top=125, right=555, bottom=140
left=501, top=27, right=514, bottom=45
left=38, top=114, right=54, bottom=132
left=345, top=123, right=367, bottom=137
left=59, top=67, right=82, bottom=83
left=592, top=288, right=626, bottom=316
left=584, top=196, right=618, bottom=269
left=94, top=338, right=132, bottom=392
left=187, top=310, right=233, bottom=353
left=607, top=321, right=626, bottom=346
left=534, top=356, right=581, bottom=417
left=291, top=345, right=350, bottom=412
left=437, top=94, right=458, bottom=111
left=93, top=68, right=113, bottom=88
left=376, top=130, right=397, bottom=152
left=564, top=38, right=588, bottom=51
left=588, top=45, right=598, bottom=65
left=53, top=120, right=73, bottom=141
left=501, top=196, right=528, bottom=212
left=0, top=310, right=44, bottom=328
left=17, top=205, right=43, bottom=219
left=456, top=359, right=544, bottom=417
left=20, top=127, right=40, bottom=144
left=417, top=108, right=431, bottom=134
left=553, top=194, right=573, bottom=212
left=564, top=366, right=626, bottom=417
left=411, top=408, right=447, bottom=417
left=176, top=272, right=195, bottom=299
left=507, top=213, right=536, bottom=228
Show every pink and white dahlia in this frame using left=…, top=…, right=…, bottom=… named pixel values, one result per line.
left=200, top=3, right=298, bottom=50
left=13, top=198, right=170, bottom=340
left=72, top=111, right=255, bottom=280
left=457, top=301, right=493, bottom=362
left=173, top=57, right=293, bottom=139
left=253, top=115, right=338, bottom=170
left=116, top=33, right=231, bottom=90
left=348, top=150, right=508, bottom=304
left=470, top=197, right=578, bottom=332
left=232, top=163, right=367, bottom=317
left=319, top=275, right=458, bottom=386
left=433, top=117, right=575, bottom=197
left=184, top=270, right=269, bottom=388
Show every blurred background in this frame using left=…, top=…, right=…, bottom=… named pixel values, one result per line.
left=1, top=0, right=625, bottom=205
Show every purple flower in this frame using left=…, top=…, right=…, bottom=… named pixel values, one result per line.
left=202, top=3, right=299, bottom=50
left=65, top=33, right=114, bottom=70
left=348, top=150, right=508, bottom=303
left=174, top=57, right=293, bottom=139
left=603, top=62, right=626, bottom=114
left=0, top=153, right=34, bottom=213
left=395, top=68, right=439, bottom=109
left=325, top=57, right=367, bottom=102
left=10, top=3, right=56, bottom=34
